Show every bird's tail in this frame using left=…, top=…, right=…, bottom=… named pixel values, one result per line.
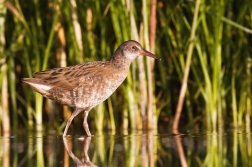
left=22, top=78, right=51, bottom=96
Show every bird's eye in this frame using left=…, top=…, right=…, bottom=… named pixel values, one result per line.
left=132, top=46, right=137, bottom=50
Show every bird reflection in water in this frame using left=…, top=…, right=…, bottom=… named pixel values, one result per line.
left=63, top=137, right=97, bottom=167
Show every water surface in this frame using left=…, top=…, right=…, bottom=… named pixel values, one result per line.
left=1, top=129, right=251, bottom=167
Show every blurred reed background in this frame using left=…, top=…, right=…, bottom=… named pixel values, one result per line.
left=0, top=0, right=252, bottom=135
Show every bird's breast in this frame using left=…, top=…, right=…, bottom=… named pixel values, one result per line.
left=72, top=68, right=129, bottom=109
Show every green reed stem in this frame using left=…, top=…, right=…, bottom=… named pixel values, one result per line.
left=231, top=74, right=237, bottom=127
left=8, top=56, right=18, bottom=132
left=95, top=103, right=104, bottom=131
left=42, top=3, right=60, bottom=70
left=108, top=98, right=116, bottom=132
left=126, top=74, right=137, bottom=130
left=221, top=17, right=252, bottom=34
left=173, top=0, right=200, bottom=130
left=213, top=0, right=224, bottom=130
left=245, top=58, right=251, bottom=132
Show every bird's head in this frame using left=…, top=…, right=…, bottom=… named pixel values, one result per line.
left=115, top=40, right=160, bottom=61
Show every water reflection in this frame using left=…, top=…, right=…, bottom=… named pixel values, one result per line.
left=0, top=129, right=252, bottom=166
left=63, top=137, right=97, bottom=167
left=1, top=137, right=10, bottom=167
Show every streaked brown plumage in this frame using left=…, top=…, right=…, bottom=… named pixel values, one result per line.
left=23, top=40, right=159, bottom=137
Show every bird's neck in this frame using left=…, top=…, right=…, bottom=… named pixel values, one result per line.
left=110, top=51, right=133, bottom=70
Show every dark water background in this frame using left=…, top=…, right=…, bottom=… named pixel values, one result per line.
left=1, top=128, right=252, bottom=167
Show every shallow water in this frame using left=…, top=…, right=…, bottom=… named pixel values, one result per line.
left=1, top=129, right=252, bottom=167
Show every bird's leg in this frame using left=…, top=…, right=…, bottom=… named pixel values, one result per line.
left=83, top=110, right=91, bottom=136
left=83, top=137, right=92, bottom=162
left=63, top=108, right=83, bottom=137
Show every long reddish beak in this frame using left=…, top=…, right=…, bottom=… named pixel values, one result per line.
left=140, top=49, right=160, bottom=60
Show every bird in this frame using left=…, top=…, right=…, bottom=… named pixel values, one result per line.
left=23, top=40, right=160, bottom=137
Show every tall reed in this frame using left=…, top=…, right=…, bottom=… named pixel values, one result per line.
left=0, top=1, right=9, bottom=135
